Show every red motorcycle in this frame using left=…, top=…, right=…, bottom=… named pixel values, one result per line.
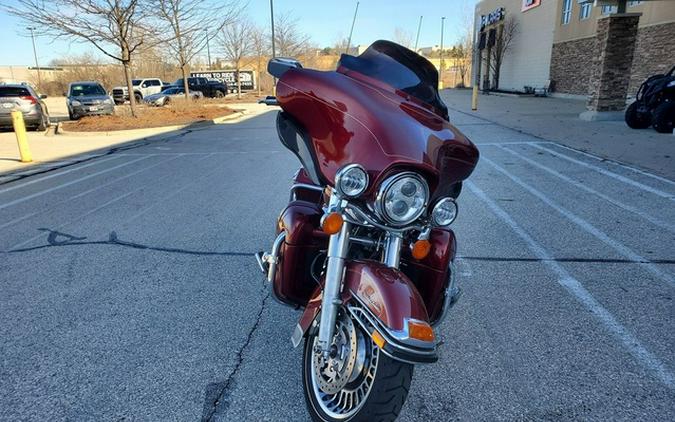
left=256, top=40, right=479, bottom=421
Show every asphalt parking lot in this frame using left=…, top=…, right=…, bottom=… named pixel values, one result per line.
left=1, top=106, right=674, bottom=421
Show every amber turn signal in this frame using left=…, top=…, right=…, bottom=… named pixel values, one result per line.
left=371, top=330, right=386, bottom=349
left=408, top=320, right=435, bottom=342
left=322, top=212, right=344, bottom=235
left=411, top=239, right=431, bottom=260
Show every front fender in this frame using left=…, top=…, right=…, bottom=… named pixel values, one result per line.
left=292, top=260, right=438, bottom=364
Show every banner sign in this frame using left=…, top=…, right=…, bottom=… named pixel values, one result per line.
left=190, top=70, right=256, bottom=91
left=522, top=0, right=541, bottom=12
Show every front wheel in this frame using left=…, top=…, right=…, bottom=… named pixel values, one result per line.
left=653, top=102, right=675, bottom=133
left=302, top=311, right=413, bottom=422
left=625, top=101, right=651, bottom=129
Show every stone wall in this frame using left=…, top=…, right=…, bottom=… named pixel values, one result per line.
left=549, top=37, right=594, bottom=95
left=550, top=20, right=675, bottom=98
left=587, top=15, right=640, bottom=112
left=628, top=21, right=675, bottom=96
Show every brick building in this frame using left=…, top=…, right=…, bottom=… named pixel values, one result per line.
left=473, top=0, right=675, bottom=117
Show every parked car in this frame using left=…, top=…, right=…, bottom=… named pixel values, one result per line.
left=143, top=86, right=203, bottom=106
left=172, top=77, right=227, bottom=98
left=0, top=83, right=49, bottom=131
left=66, top=81, right=114, bottom=120
left=111, top=78, right=164, bottom=104
left=625, top=65, right=675, bottom=133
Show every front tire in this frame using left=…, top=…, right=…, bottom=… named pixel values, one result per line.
left=653, top=102, right=675, bottom=133
left=625, top=101, right=651, bottom=129
left=302, top=311, right=413, bottom=422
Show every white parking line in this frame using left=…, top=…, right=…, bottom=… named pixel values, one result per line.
left=530, top=144, right=675, bottom=200
left=497, top=145, right=675, bottom=233
left=0, top=155, right=182, bottom=231
left=480, top=155, right=675, bottom=287
left=0, top=156, right=150, bottom=211
left=466, top=180, right=674, bottom=389
left=473, top=141, right=551, bottom=146
left=550, top=143, right=675, bottom=187
left=0, top=155, right=121, bottom=195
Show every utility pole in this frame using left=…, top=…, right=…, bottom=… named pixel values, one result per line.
left=26, top=27, right=41, bottom=91
left=346, top=1, right=360, bottom=54
left=439, top=17, right=445, bottom=90
left=414, top=16, right=423, bottom=52
left=204, top=29, right=212, bottom=70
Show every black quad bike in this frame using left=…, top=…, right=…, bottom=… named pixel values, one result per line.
left=625, top=65, right=675, bottom=133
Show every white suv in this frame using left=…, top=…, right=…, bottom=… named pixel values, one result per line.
left=111, top=78, right=164, bottom=104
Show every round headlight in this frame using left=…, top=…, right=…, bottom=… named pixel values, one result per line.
left=376, top=173, right=429, bottom=225
left=335, top=164, right=368, bottom=197
left=431, top=198, right=458, bottom=226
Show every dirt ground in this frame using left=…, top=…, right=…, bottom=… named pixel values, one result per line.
left=60, top=103, right=235, bottom=132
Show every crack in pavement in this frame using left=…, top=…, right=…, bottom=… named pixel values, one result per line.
left=201, top=285, right=270, bottom=422
left=6, top=232, right=673, bottom=265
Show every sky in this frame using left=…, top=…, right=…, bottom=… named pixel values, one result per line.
left=0, top=0, right=477, bottom=66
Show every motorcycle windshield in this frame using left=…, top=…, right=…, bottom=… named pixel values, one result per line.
left=337, top=40, right=448, bottom=120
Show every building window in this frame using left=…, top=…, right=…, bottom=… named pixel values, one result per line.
left=561, top=0, right=572, bottom=25
left=601, top=5, right=618, bottom=15
left=579, top=3, right=591, bottom=20
left=628, top=1, right=643, bottom=6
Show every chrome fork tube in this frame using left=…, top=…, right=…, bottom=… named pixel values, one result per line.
left=382, top=232, right=403, bottom=269
left=316, top=220, right=351, bottom=354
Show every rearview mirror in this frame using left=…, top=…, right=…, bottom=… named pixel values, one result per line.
left=39, top=94, right=48, bottom=99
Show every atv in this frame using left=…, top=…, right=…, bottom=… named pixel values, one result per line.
left=625, top=65, right=675, bottom=133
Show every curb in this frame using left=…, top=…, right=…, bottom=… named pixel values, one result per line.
left=55, top=110, right=245, bottom=137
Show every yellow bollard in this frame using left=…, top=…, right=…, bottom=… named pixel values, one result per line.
left=471, top=84, right=479, bottom=111
left=11, top=110, right=32, bottom=163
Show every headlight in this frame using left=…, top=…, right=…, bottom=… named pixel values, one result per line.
left=104, top=98, right=113, bottom=105
left=376, top=173, right=429, bottom=225
left=70, top=100, right=81, bottom=106
left=335, top=164, right=368, bottom=197
left=431, top=197, right=458, bottom=226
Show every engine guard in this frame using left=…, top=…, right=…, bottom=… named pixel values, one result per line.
left=291, top=260, right=438, bottom=364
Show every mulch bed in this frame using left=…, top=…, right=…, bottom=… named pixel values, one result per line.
left=60, top=104, right=235, bottom=132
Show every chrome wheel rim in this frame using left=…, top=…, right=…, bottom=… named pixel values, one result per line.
left=310, top=312, right=379, bottom=420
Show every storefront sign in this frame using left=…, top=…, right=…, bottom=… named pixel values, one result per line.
left=480, top=7, right=505, bottom=30
left=190, top=70, right=256, bottom=91
left=522, top=0, right=541, bottom=12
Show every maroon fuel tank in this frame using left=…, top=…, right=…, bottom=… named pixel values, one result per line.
left=275, top=67, right=479, bottom=196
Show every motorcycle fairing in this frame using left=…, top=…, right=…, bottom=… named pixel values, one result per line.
left=276, top=55, right=479, bottom=196
left=292, top=259, right=438, bottom=364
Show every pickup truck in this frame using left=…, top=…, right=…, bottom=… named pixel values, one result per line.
left=172, top=77, right=227, bottom=98
left=111, top=78, right=165, bottom=104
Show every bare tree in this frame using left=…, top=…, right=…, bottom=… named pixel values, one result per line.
left=220, top=19, right=254, bottom=99
left=274, top=13, right=310, bottom=57
left=250, top=26, right=270, bottom=96
left=393, top=27, right=414, bottom=49
left=489, top=17, right=518, bottom=90
left=6, top=0, right=158, bottom=117
left=156, top=0, right=241, bottom=100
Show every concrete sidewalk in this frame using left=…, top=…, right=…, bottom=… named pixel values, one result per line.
left=441, top=89, right=674, bottom=180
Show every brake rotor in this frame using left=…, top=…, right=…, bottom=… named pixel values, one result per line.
left=312, top=312, right=359, bottom=394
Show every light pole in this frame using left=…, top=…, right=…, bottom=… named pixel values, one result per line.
left=439, top=17, right=445, bottom=90
left=26, top=27, right=41, bottom=90
left=346, top=1, right=360, bottom=54
left=414, top=15, right=423, bottom=52
left=204, top=29, right=212, bottom=70
left=270, top=0, right=277, bottom=93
